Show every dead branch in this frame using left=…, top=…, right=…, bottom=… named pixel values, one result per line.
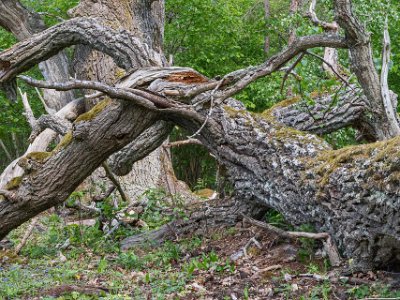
left=102, top=162, right=130, bottom=204
left=164, top=139, right=202, bottom=148
left=11, top=132, right=19, bottom=157
left=19, top=89, right=38, bottom=130
left=15, top=216, right=38, bottom=254
left=307, top=0, right=338, bottom=31
left=242, top=215, right=341, bottom=267
left=280, top=52, right=305, bottom=94
left=215, top=34, right=347, bottom=103
left=304, top=50, right=352, bottom=90
left=380, top=17, right=400, bottom=135
left=18, top=76, right=161, bottom=110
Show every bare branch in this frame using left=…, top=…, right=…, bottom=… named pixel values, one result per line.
left=15, top=216, right=38, bottom=254
left=280, top=52, right=305, bottom=94
left=333, top=0, right=399, bottom=139
left=164, top=139, right=203, bottom=148
left=243, top=215, right=341, bottom=267
left=11, top=132, right=19, bottom=158
left=307, top=0, right=339, bottom=31
left=0, top=17, right=164, bottom=95
left=18, top=76, right=163, bottom=111
left=304, top=50, right=353, bottom=90
left=380, top=17, right=400, bottom=135
left=102, top=162, right=131, bottom=204
left=214, top=34, right=347, bottom=103
left=18, top=88, right=38, bottom=129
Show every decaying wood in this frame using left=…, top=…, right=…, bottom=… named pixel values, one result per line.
left=164, top=139, right=203, bottom=148
left=334, top=0, right=400, bottom=139
left=0, top=1, right=400, bottom=272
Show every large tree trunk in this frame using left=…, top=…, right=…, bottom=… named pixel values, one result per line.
left=70, top=0, right=181, bottom=201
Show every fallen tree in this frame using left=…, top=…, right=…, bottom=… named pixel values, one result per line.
left=0, top=0, right=399, bottom=272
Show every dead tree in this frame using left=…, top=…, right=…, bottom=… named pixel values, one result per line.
left=0, top=0, right=399, bottom=272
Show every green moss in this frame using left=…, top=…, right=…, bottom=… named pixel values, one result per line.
left=115, top=68, right=126, bottom=79
left=75, top=98, right=112, bottom=123
left=309, top=137, right=400, bottom=186
left=270, top=96, right=300, bottom=110
left=53, top=132, right=73, bottom=152
left=258, top=97, right=300, bottom=126
left=25, top=152, right=52, bottom=163
left=223, top=105, right=246, bottom=118
left=5, top=176, right=22, bottom=190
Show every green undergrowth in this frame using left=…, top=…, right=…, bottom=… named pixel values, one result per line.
left=0, top=213, right=232, bottom=299
left=1, top=196, right=399, bottom=299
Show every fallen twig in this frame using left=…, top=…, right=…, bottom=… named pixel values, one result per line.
left=242, top=214, right=341, bottom=267
left=14, top=217, right=38, bottom=254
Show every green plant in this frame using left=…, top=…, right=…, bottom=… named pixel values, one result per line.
left=347, top=285, right=370, bottom=299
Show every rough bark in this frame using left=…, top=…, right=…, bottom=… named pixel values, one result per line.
left=68, top=0, right=179, bottom=201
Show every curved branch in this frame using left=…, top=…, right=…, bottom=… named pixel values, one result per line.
left=0, top=17, right=164, bottom=87
left=307, top=0, right=339, bottom=31
left=215, top=34, right=347, bottom=101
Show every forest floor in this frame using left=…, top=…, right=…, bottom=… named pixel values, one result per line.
left=1, top=197, right=400, bottom=300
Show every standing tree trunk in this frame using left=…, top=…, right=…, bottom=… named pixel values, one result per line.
left=68, top=0, right=185, bottom=201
